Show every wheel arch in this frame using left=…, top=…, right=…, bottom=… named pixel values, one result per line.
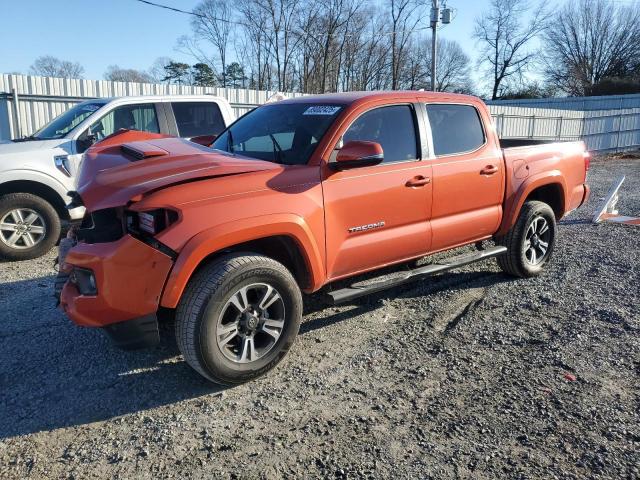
left=0, top=179, right=69, bottom=220
left=525, top=183, right=565, bottom=219
left=160, top=214, right=325, bottom=308
left=497, top=172, right=567, bottom=236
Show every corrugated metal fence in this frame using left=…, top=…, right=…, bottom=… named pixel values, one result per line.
left=1, top=74, right=639, bottom=153
left=487, top=104, right=640, bottom=152
left=0, top=74, right=304, bottom=141
left=485, top=93, right=640, bottom=111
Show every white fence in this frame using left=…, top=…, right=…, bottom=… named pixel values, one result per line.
left=1, top=74, right=639, bottom=152
left=487, top=103, right=640, bottom=153
left=486, top=93, right=640, bottom=111
left=0, top=74, right=304, bottom=141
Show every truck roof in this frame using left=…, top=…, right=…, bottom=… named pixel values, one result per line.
left=81, top=94, right=230, bottom=104
left=277, top=90, right=480, bottom=106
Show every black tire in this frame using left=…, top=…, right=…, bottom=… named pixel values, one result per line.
left=495, top=200, right=557, bottom=278
left=0, top=193, right=61, bottom=261
left=176, top=253, right=303, bottom=385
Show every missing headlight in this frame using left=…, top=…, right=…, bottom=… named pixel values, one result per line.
left=70, top=267, right=97, bottom=296
left=126, top=209, right=178, bottom=236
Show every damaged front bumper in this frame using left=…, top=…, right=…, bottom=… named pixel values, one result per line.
left=59, top=234, right=174, bottom=349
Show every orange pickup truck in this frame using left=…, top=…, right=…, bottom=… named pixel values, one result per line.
left=59, top=91, right=590, bottom=384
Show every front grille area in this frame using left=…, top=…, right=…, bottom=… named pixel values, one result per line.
left=76, top=208, right=124, bottom=244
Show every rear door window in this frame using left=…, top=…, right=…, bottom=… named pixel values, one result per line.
left=343, top=105, right=418, bottom=163
left=426, top=104, right=485, bottom=156
left=172, top=101, right=225, bottom=137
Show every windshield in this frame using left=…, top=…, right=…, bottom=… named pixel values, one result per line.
left=33, top=101, right=105, bottom=140
left=211, top=103, right=343, bottom=165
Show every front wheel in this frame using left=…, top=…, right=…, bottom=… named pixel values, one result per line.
left=495, top=200, right=557, bottom=278
left=0, top=193, right=61, bottom=261
left=176, top=253, right=303, bottom=385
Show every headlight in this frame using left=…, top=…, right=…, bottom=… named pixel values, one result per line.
left=125, top=209, right=179, bottom=236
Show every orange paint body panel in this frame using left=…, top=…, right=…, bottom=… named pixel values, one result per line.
left=60, top=91, right=590, bottom=335
left=60, top=235, right=173, bottom=327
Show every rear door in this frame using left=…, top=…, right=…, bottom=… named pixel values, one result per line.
left=168, top=101, right=226, bottom=139
left=322, top=103, right=433, bottom=280
left=425, top=103, right=504, bottom=251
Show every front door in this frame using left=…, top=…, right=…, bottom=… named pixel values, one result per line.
left=322, top=103, right=433, bottom=280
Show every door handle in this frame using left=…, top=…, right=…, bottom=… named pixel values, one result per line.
left=405, top=175, right=431, bottom=187
left=480, top=165, right=499, bottom=175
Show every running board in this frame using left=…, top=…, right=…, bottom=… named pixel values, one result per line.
left=327, top=246, right=507, bottom=304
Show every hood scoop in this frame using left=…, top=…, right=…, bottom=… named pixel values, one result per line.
left=121, top=142, right=169, bottom=161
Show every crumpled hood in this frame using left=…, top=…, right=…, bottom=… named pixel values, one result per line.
left=77, top=137, right=279, bottom=211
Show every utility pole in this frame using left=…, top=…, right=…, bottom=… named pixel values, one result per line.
left=430, top=0, right=439, bottom=92
left=430, top=1, right=452, bottom=92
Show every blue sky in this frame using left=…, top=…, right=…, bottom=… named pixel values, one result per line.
left=0, top=0, right=499, bottom=84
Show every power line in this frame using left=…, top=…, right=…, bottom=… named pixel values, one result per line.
left=135, top=0, right=204, bottom=19
left=134, top=0, right=246, bottom=25
left=133, top=0, right=438, bottom=39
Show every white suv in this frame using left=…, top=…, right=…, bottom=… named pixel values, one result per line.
left=0, top=95, right=234, bottom=260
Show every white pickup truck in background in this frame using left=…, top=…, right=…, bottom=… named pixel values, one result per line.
left=0, top=95, right=234, bottom=260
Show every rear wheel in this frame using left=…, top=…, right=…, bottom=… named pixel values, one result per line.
left=0, top=193, right=61, bottom=261
left=175, top=253, right=302, bottom=385
left=495, top=200, right=557, bottom=278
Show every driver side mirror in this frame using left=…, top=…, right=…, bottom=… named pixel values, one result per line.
left=329, top=140, right=384, bottom=170
left=76, top=126, right=97, bottom=153
left=190, top=134, right=218, bottom=147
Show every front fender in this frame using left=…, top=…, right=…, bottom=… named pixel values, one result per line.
left=159, top=213, right=325, bottom=308
left=0, top=168, right=71, bottom=202
left=497, top=170, right=567, bottom=236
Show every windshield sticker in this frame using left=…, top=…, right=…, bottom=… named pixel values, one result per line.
left=303, top=106, right=341, bottom=116
left=82, top=104, right=101, bottom=112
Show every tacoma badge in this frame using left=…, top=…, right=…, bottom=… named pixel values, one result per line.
left=348, top=221, right=385, bottom=233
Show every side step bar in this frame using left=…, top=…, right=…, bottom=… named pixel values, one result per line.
left=327, top=246, right=507, bottom=304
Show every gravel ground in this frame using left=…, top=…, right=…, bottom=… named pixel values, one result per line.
left=0, top=159, right=638, bottom=479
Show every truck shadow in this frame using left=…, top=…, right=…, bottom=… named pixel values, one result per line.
left=0, top=268, right=514, bottom=439
left=301, top=270, right=514, bottom=334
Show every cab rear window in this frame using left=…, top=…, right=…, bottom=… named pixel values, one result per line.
left=172, top=102, right=225, bottom=138
left=426, top=104, right=485, bottom=156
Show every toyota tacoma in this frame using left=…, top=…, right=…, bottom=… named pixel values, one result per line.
left=58, top=91, right=590, bottom=385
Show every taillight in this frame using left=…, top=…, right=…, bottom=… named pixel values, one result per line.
left=583, top=151, right=590, bottom=171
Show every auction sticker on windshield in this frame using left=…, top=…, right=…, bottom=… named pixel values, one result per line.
left=82, top=104, right=101, bottom=112
left=303, top=106, right=342, bottom=116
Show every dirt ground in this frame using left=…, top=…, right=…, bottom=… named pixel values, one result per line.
left=0, top=158, right=638, bottom=479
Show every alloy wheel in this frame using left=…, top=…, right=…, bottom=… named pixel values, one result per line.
left=216, top=283, right=286, bottom=364
left=524, top=215, right=551, bottom=265
left=0, top=208, right=47, bottom=250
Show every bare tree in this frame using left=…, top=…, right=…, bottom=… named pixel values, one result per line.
left=473, top=0, right=549, bottom=99
left=238, top=0, right=274, bottom=90
left=255, top=0, right=304, bottom=91
left=176, top=0, right=478, bottom=94
left=104, top=65, right=154, bottom=83
left=29, top=55, right=84, bottom=79
left=432, top=38, right=473, bottom=92
left=401, top=37, right=472, bottom=92
left=190, top=0, right=233, bottom=86
left=148, top=57, right=174, bottom=82
left=388, top=0, right=423, bottom=90
left=542, top=0, right=640, bottom=96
